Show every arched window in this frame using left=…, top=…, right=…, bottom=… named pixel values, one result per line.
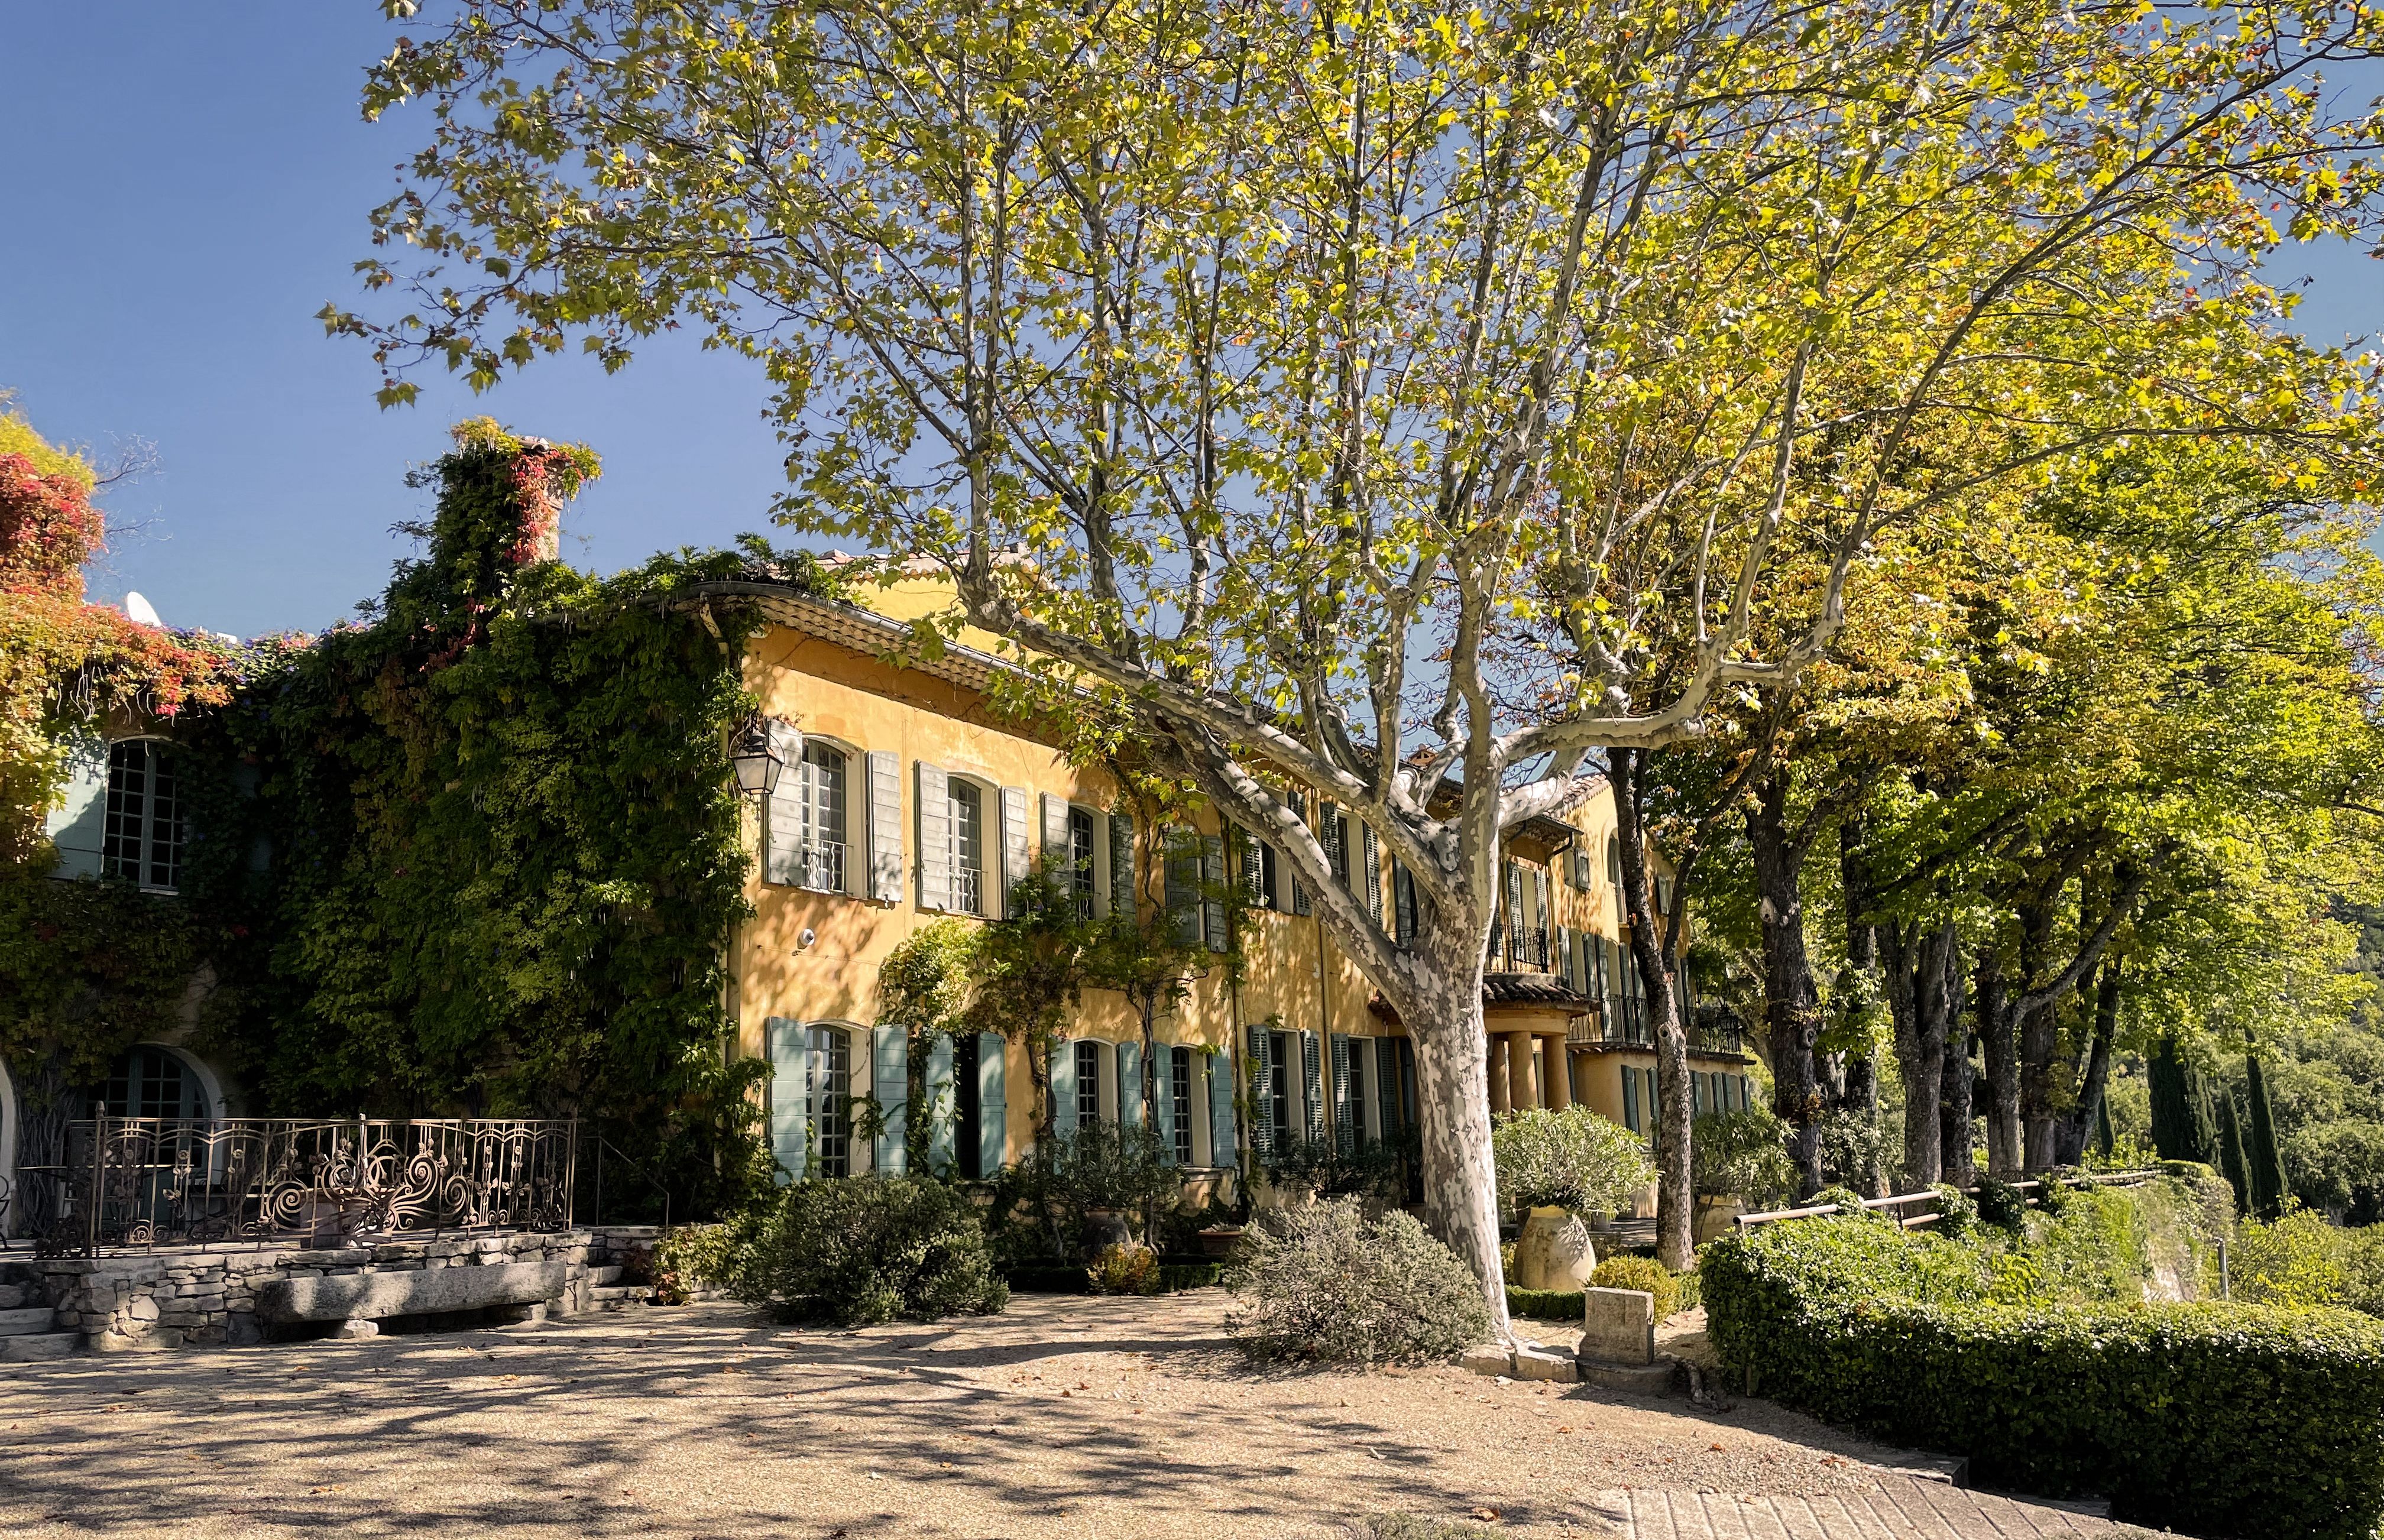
left=104, top=740, right=185, bottom=891
left=96, top=1046, right=210, bottom=1121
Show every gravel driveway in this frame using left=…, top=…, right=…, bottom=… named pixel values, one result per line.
left=0, top=1293, right=2100, bottom=1539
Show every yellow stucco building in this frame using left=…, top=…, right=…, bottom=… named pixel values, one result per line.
left=711, top=576, right=1757, bottom=1198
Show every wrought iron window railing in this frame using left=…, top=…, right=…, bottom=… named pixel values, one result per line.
left=18, top=1114, right=576, bottom=1257
left=953, top=863, right=983, bottom=915
left=798, top=839, right=847, bottom=893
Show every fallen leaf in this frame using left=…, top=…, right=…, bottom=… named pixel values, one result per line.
left=1556, top=1425, right=1573, bottom=1434
left=1471, top=1507, right=1501, bottom=1522
left=1710, top=1442, right=1726, bottom=1451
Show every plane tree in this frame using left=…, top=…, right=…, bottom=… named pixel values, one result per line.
left=343, top=0, right=2384, bottom=1298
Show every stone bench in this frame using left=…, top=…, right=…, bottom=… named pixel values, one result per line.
left=254, top=1261, right=568, bottom=1325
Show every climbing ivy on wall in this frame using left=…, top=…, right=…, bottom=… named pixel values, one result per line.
left=200, top=421, right=822, bottom=1210
left=0, top=405, right=248, bottom=1117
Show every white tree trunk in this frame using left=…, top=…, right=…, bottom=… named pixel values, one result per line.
left=1401, top=927, right=1512, bottom=1341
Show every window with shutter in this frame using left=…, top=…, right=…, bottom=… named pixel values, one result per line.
left=1392, top=860, right=1418, bottom=946
left=1621, top=1060, right=1640, bottom=1132
left=872, top=1025, right=907, bottom=1175
left=767, top=1017, right=808, bottom=1182
left=1374, top=1038, right=1402, bottom=1136
left=1170, top=1046, right=1194, bottom=1163
left=1288, top=794, right=1311, bottom=915
left=1206, top=1047, right=1236, bottom=1166
left=1050, top=1040, right=1078, bottom=1137
left=1164, top=834, right=1201, bottom=945
left=978, top=1032, right=1008, bottom=1176
left=950, top=780, right=986, bottom=915
left=791, top=743, right=849, bottom=892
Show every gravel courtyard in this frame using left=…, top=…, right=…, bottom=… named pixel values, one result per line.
left=0, top=1294, right=2137, bottom=1539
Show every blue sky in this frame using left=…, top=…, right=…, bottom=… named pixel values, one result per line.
left=4, top=8, right=2383, bottom=639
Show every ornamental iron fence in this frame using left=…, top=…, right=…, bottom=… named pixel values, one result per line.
left=18, top=1113, right=576, bottom=1257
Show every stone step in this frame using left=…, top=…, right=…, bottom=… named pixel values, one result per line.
left=1591, top=1478, right=2127, bottom=1538
left=0, top=1308, right=58, bottom=1338
left=587, top=1265, right=624, bottom=1286
left=588, top=1285, right=652, bottom=1311
left=0, top=1333, right=77, bottom=1364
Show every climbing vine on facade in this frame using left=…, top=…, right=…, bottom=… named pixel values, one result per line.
left=197, top=420, right=825, bottom=1211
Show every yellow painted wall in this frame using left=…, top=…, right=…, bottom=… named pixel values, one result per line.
left=736, top=604, right=1705, bottom=1177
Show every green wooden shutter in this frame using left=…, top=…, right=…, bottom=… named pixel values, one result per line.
left=915, top=761, right=951, bottom=911
left=1301, top=1031, right=1324, bottom=1145
left=1107, top=813, right=1136, bottom=917
left=768, top=1017, right=808, bottom=1182
left=873, top=1025, right=908, bottom=1174
left=44, top=731, right=107, bottom=879
left=1119, top=1039, right=1145, bottom=1128
left=1152, top=1044, right=1175, bottom=1163
left=1361, top=824, right=1382, bottom=923
left=1201, top=835, right=1226, bottom=951
left=1375, top=1038, right=1401, bottom=1136
left=1208, top=1047, right=1238, bottom=1166
left=978, top=1032, right=1008, bottom=1174
left=927, top=1035, right=955, bottom=1170
left=1621, top=1059, right=1639, bottom=1132
left=1330, top=1035, right=1355, bottom=1153
left=1246, top=1024, right=1274, bottom=1156
left=1051, top=1039, right=1078, bottom=1137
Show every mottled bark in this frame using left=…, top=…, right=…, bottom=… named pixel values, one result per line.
left=1400, top=923, right=1510, bottom=1335
left=1941, top=1020, right=1976, bottom=1187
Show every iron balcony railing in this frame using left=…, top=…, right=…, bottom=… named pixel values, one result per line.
left=20, top=1113, right=577, bottom=1257
left=1485, top=922, right=1551, bottom=971
left=1564, top=1006, right=1741, bottom=1056
left=953, top=863, right=983, bottom=916
left=798, top=839, right=847, bottom=893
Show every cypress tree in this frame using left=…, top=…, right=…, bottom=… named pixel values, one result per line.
left=2147, top=1038, right=2217, bottom=1165
left=2216, top=1090, right=2253, bottom=1215
left=2246, top=1054, right=2287, bottom=1220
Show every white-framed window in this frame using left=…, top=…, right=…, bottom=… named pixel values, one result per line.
left=795, top=743, right=848, bottom=893
left=950, top=780, right=986, bottom=915
left=812, top=1026, right=854, bottom=1176
left=1171, top=1049, right=1194, bottom=1163
left=1075, top=1040, right=1102, bottom=1127
left=103, top=740, right=186, bottom=891
left=1067, top=805, right=1097, bottom=920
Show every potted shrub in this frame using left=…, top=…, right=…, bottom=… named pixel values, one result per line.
left=1492, top=1107, right=1656, bottom=1291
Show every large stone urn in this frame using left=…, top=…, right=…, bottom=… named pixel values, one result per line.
left=1512, top=1205, right=1597, bottom=1291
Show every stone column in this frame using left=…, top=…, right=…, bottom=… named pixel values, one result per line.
left=1505, top=1030, right=1538, bottom=1111
left=1543, top=1034, right=1573, bottom=1111
left=1488, top=1037, right=1511, bottom=1115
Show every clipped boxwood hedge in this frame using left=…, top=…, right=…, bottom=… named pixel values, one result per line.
left=1507, top=1287, right=1586, bottom=1321
left=1703, top=1215, right=2384, bottom=1539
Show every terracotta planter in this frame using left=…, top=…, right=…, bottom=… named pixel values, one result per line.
left=1512, top=1205, right=1597, bottom=1291
left=1197, top=1225, right=1246, bottom=1258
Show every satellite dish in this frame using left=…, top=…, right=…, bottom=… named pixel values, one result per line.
left=123, top=591, right=164, bottom=628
